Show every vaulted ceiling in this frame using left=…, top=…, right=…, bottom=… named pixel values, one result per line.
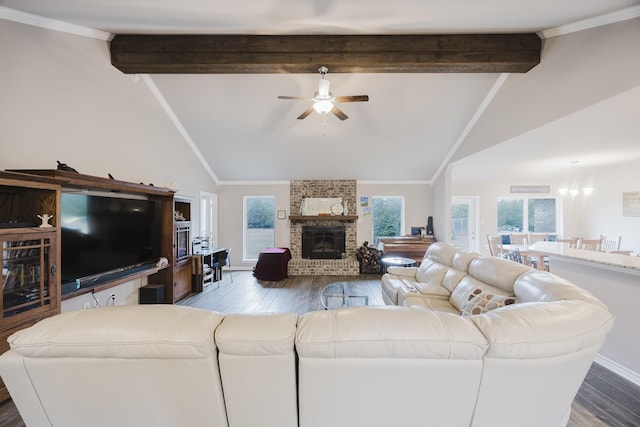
left=3, top=0, right=639, bottom=184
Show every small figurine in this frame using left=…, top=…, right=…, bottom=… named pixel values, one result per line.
left=37, top=214, right=53, bottom=228
left=56, top=160, right=78, bottom=173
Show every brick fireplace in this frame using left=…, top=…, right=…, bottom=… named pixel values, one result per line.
left=288, top=180, right=359, bottom=275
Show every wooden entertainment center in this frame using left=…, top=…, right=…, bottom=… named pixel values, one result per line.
left=0, top=169, right=185, bottom=401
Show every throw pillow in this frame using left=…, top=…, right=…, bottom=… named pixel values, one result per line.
left=460, top=288, right=518, bottom=316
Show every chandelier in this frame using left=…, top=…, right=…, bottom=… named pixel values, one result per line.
left=558, top=161, right=593, bottom=200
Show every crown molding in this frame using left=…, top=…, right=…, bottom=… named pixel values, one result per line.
left=218, top=180, right=290, bottom=186
left=357, top=180, right=431, bottom=185
left=539, top=5, right=640, bottom=39
left=0, top=6, right=111, bottom=40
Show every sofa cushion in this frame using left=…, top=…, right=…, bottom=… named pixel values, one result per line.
left=386, top=266, right=418, bottom=278
left=451, top=250, right=479, bottom=273
left=460, top=289, right=518, bottom=316
left=215, top=313, right=298, bottom=356
left=468, top=256, right=531, bottom=294
left=296, top=306, right=488, bottom=359
left=404, top=295, right=460, bottom=314
left=449, top=276, right=512, bottom=312
left=7, top=305, right=224, bottom=359
left=441, top=268, right=468, bottom=294
left=425, top=242, right=459, bottom=266
left=514, top=270, right=608, bottom=309
left=415, top=258, right=450, bottom=285
left=413, top=280, right=452, bottom=298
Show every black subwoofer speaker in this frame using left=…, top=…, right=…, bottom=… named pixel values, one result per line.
left=139, top=284, right=166, bottom=304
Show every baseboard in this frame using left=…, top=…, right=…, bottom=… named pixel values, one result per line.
left=594, top=354, right=640, bottom=387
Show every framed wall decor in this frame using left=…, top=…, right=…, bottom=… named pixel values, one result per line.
left=623, top=192, right=640, bottom=217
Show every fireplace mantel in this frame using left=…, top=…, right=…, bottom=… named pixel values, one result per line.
left=289, top=215, right=358, bottom=222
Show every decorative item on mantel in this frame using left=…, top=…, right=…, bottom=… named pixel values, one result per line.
left=37, top=214, right=53, bottom=228
left=300, top=197, right=343, bottom=216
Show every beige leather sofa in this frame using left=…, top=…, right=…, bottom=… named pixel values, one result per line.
left=0, top=244, right=613, bottom=427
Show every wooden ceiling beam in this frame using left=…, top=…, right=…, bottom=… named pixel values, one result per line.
left=109, top=34, right=541, bottom=74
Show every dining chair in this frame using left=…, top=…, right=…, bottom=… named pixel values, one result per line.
left=487, top=235, right=506, bottom=258
left=556, top=238, right=578, bottom=248
left=578, top=239, right=601, bottom=251
left=505, top=248, right=523, bottom=264
left=219, top=249, right=233, bottom=282
left=509, top=232, right=529, bottom=245
left=600, top=235, right=621, bottom=251
left=528, top=232, right=549, bottom=244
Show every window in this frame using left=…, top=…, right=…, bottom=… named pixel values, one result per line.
left=243, top=196, right=275, bottom=261
left=200, top=191, right=217, bottom=247
left=497, top=197, right=557, bottom=234
left=372, top=196, right=405, bottom=245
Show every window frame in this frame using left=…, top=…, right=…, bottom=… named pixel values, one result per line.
left=497, top=196, right=560, bottom=236
left=243, top=195, right=276, bottom=262
left=199, top=191, right=217, bottom=248
left=371, top=195, right=406, bottom=245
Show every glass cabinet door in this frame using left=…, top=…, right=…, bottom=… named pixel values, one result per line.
left=175, top=224, right=191, bottom=263
left=1, top=236, right=53, bottom=319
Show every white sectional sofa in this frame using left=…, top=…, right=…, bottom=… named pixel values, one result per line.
left=0, top=244, right=614, bottom=427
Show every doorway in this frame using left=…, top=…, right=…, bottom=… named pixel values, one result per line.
left=451, top=196, right=478, bottom=251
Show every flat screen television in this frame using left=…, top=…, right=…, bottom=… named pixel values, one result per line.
left=60, top=192, right=162, bottom=294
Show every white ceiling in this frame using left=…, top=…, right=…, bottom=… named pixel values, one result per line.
left=2, top=0, right=639, bottom=184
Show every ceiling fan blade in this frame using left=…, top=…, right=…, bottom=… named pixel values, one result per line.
left=297, top=107, right=314, bottom=120
left=278, top=96, right=310, bottom=101
left=335, top=95, right=369, bottom=103
left=331, top=106, right=348, bottom=121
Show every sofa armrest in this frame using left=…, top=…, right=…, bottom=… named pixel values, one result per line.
left=386, top=266, right=419, bottom=277
left=470, top=300, right=614, bottom=359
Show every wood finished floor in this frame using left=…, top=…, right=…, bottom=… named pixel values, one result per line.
left=1, top=271, right=639, bottom=426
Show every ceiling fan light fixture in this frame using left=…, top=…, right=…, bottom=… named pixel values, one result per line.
left=313, top=99, right=334, bottom=114
left=277, top=65, right=368, bottom=121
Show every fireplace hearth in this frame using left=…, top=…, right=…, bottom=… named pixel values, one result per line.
left=302, top=226, right=346, bottom=260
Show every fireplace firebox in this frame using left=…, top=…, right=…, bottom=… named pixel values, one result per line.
left=302, top=226, right=346, bottom=259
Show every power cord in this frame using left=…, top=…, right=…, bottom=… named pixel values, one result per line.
left=91, top=289, right=100, bottom=308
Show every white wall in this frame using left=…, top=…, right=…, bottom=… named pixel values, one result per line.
left=1, top=19, right=218, bottom=309
left=580, top=159, right=640, bottom=252
left=217, top=183, right=290, bottom=269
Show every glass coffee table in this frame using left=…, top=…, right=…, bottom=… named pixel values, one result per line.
left=321, top=282, right=369, bottom=310
left=380, top=256, right=416, bottom=272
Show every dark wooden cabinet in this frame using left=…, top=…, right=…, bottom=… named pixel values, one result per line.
left=172, top=198, right=192, bottom=302
left=4, top=170, right=184, bottom=305
left=173, top=262, right=192, bottom=302
left=0, top=175, right=61, bottom=402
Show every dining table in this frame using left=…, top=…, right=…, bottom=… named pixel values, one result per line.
left=503, top=244, right=548, bottom=271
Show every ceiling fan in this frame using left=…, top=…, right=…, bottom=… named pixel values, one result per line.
left=278, top=66, right=369, bottom=121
